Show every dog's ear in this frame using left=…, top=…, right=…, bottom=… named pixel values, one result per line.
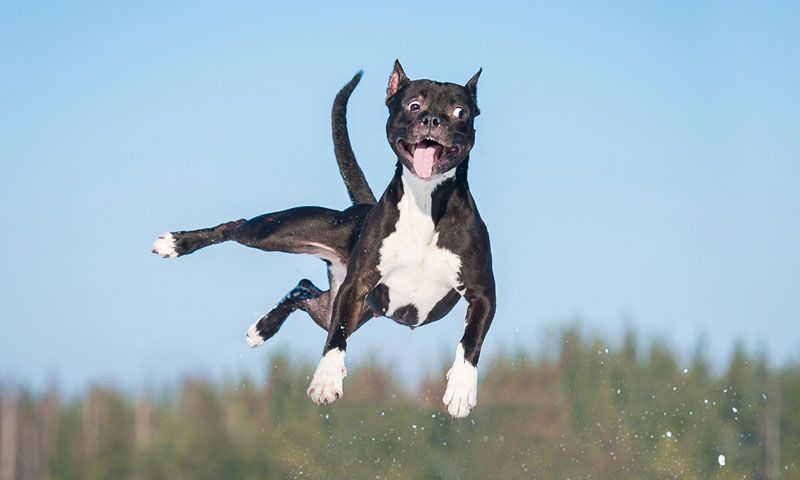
left=465, top=68, right=482, bottom=115
left=465, top=68, right=482, bottom=101
left=386, top=59, right=410, bottom=105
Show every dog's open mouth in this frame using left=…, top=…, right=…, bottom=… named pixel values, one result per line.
left=398, top=138, right=460, bottom=178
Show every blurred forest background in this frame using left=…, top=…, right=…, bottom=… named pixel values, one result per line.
left=2, top=327, right=797, bottom=480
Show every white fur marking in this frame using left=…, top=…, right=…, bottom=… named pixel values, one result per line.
left=328, top=260, right=347, bottom=290
left=377, top=168, right=462, bottom=324
left=303, top=241, right=346, bottom=325
left=245, top=322, right=264, bottom=348
left=307, top=348, right=347, bottom=405
left=304, top=241, right=347, bottom=293
left=442, top=343, right=478, bottom=418
left=152, top=232, right=178, bottom=258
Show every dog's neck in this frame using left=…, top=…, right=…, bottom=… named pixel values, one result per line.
left=399, top=166, right=455, bottom=211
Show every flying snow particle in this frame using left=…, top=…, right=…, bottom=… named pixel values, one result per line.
left=666, top=431, right=672, bottom=438
left=732, top=407, right=738, bottom=413
left=682, top=368, right=689, bottom=374
left=718, top=454, right=726, bottom=466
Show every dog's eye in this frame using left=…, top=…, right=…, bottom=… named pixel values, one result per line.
left=453, top=107, right=466, bottom=119
left=408, top=100, right=421, bottom=111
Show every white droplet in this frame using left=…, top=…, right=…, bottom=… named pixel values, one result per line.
left=732, top=407, right=738, bottom=413
left=666, top=431, right=672, bottom=438
left=683, top=368, right=689, bottom=374
left=718, top=454, right=726, bottom=466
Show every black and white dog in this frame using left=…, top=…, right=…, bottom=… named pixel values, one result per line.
left=152, top=61, right=495, bottom=418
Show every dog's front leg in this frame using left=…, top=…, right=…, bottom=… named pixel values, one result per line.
left=306, top=265, right=378, bottom=405
left=443, top=281, right=496, bottom=418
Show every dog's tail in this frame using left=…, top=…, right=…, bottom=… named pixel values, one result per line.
left=332, top=71, right=377, bottom=205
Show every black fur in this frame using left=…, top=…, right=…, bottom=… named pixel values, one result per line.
left=332, top=71, right=376, bottom=205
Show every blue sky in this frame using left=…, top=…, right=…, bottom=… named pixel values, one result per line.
left=1, top=1, right=798, bottom=392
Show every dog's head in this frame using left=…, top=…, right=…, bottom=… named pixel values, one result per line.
left=385, top=60, right=481, bottom=179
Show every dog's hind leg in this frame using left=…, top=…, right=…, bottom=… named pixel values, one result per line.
left=246, top=247, right=354, bottom=347
left=247, top=269, right=373, bottom=347
left=153, top=205, right=369, bottom=260
left=246, top=279, right=331, bottom=347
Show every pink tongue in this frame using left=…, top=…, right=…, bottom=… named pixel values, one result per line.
left=413, top=146, right=436, bottom=178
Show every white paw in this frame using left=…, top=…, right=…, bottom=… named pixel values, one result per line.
left=152, top=233, right=178, bottom=258
left=442, top=344, right=478, bottom=418
left=307, top=349, right=347, bottom=405
left=245, top=322, right=265, bottom=348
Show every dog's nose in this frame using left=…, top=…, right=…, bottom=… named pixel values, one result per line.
left=421, top=114, right=442, bottom=128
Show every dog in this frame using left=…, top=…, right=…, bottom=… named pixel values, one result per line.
left=152, top=61, right=495, bottom=418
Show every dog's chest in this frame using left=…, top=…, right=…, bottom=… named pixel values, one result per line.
left=377, top=172, right=462, bottom=323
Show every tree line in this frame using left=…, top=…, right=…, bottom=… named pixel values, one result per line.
left=1, top=327, right=798, bottom=479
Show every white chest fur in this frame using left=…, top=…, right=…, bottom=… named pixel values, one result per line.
left=377, top=168, right=462, bottom=325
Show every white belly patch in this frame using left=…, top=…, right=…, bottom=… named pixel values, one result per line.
left=377, top=169, right=462, bottom=325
